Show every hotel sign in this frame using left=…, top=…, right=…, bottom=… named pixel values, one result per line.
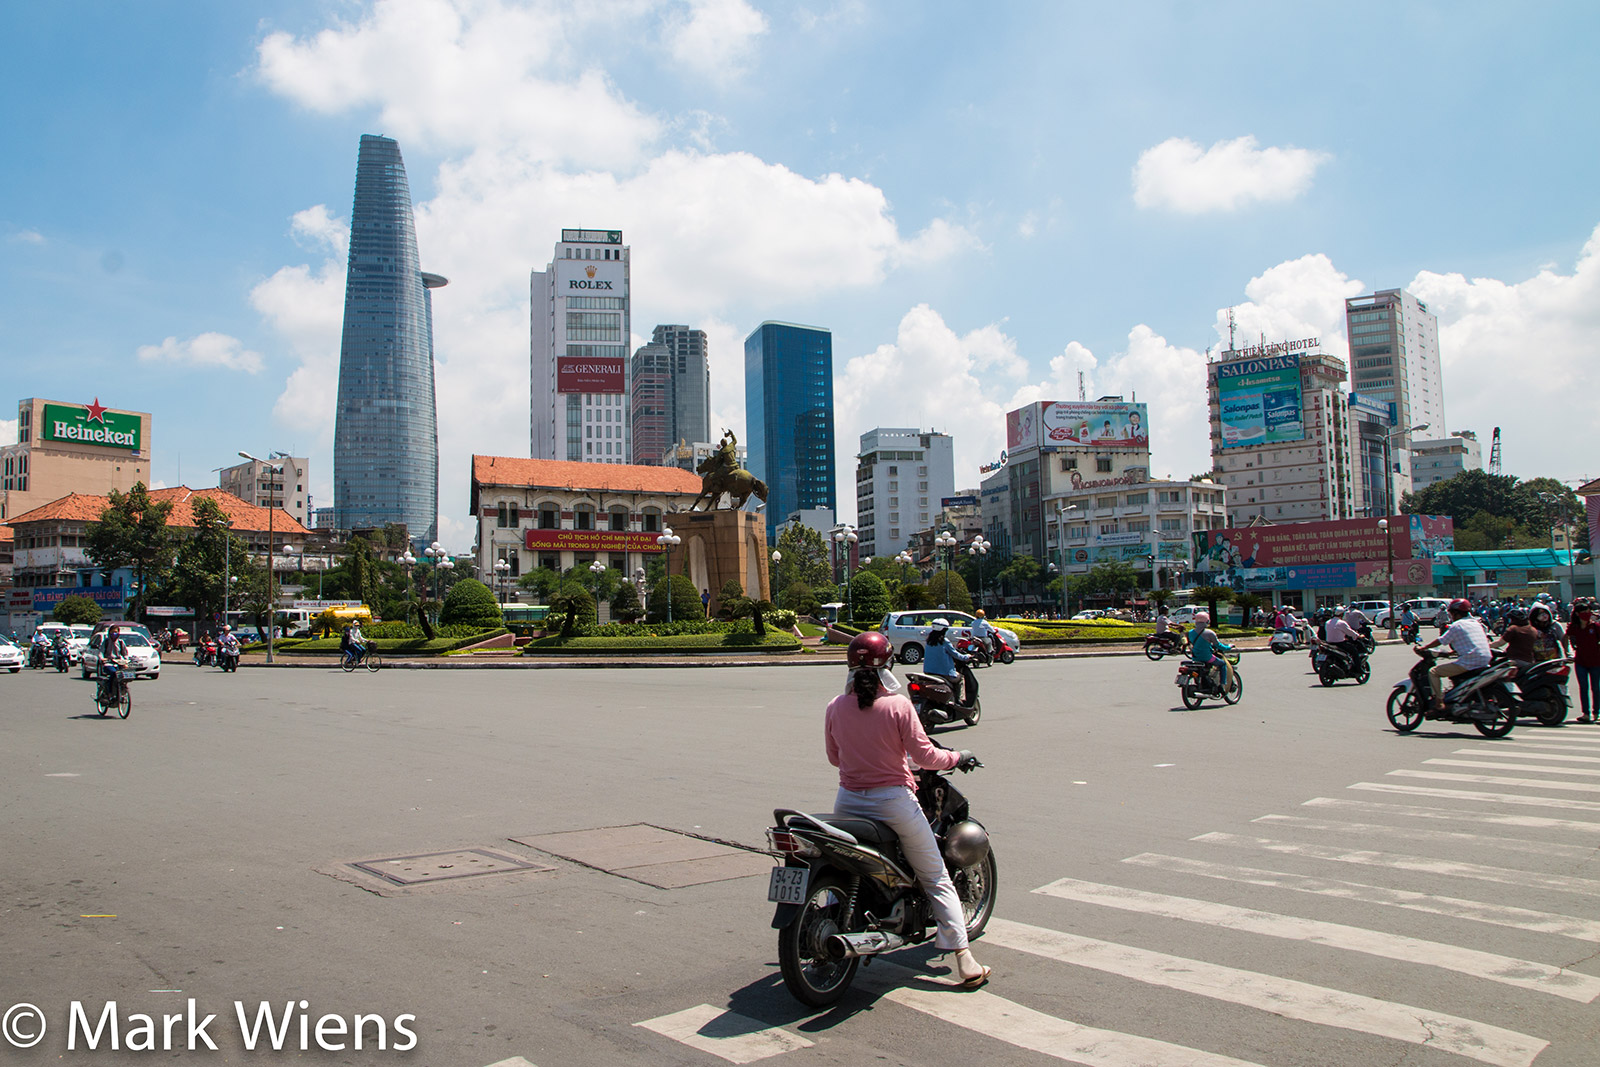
left=524, top=529, right=663, bottom=553
left=41, top=400, right=142, bottom=452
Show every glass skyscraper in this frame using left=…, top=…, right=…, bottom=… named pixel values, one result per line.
left=333, top=134, right=445, bottom=543
left=744, top=321, right=835, bottom=539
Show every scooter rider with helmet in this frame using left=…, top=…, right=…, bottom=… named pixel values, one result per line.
left=1417, top=598, right=1493, bottom=712
left=826, top=631, right=989, bottom=987
left=924, top=618, right=977, bottom=707
left=969, top=609, right=999, bottom=656
left=1185, top=612, right=1234, bottom=690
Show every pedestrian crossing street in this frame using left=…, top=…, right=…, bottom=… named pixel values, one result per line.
left=620, top=730, right=1600, bottom=1067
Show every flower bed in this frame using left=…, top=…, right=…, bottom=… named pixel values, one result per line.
left=521, top=631, right=801, bottom=654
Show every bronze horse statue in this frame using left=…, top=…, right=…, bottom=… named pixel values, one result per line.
left=691, top=451, right=768, bottom=511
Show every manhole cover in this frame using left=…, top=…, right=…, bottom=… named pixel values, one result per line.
left=512, top=824, right=772, bottom=889
left=349, top=848, right=551, bottom=887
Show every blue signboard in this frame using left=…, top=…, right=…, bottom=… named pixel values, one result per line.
left=33, top=585, right=125, bottom=612
left=940, top=495, right=980, bottom=509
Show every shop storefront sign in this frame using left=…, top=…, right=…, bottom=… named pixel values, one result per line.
left=33, top=585, right=125, bottom=611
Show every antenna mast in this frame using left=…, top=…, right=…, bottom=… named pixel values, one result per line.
left=1488, top=427, right=1502, bottom=475
left=1078, top=371, right=1086, bottom=402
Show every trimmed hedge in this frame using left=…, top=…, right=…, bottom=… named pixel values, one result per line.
left=364, top=622, right=504, bottom=640
left=522, top=631, right=801, bottom=654
left=440, top=578, right=505, bottom=628
left=260, top=628, right=507, bottom=655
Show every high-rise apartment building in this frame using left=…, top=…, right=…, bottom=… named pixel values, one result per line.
left=332, top=134, right=445, bottom=543
left=855, top=428, right=954, bottom=557
left=1208, top=346, right=1357, bottom=523
left=530, top=229, right=631, bottom=464
left=630, top=324, right=710, bottom=465
left=745, top=322, right=835, bottom=540
left=219, top=455, right=309, bottom=526
left=1344, top=288, right=1443, bottom=506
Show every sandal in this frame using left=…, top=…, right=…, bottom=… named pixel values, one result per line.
left=957, top=965, right=992, bottom=988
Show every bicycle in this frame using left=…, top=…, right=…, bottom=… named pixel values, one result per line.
left=341, top=647, right=381, bottom=673
left=95, top=667, right=132, bottom=719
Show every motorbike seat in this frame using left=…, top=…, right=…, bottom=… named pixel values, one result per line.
left=809, top=814, right=899, bottom=846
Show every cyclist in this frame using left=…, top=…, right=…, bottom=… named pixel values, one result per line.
left=342, top=622, right=368, bottom=668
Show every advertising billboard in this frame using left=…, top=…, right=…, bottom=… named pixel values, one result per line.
left=557, top=357, right=625, bottom=394
left=33, top=586, right=125, bottom=612
left=41, top=401, right=142, bottom=452
left=1216, top=355, right=1303, bottom=449
left=1040, top=401, right=1149, bottom=450
left=524, top=528, right=663, bottom=553
left=940, top=495, right=980, bottom=509
left=1005, top=404, right=1039, bottom=451
left=1192, top=516, right=1454, bottom=571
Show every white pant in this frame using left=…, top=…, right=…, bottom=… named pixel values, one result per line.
left=834, top=785, right=968, bottom=951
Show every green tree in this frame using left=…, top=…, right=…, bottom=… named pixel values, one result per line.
left=610, top=579, right=644, bottom=622
left=901, top=583, right=934, bottom=609
left=772, top=521, right=835, bottom=592
left=85, top=482, right=173, bottom=621
left=1191, top=584, right=1234, bottom=624
left=164, top=496, right=257, bottom=623
left=546, top=589, right=597, bottom=636
left=928, top=570, right=973, bottom=614
left=52, top=596, right=102, bottom=625
left=440, top=578, right=504, bottom=628
left=726, top=594, right=778, bottom=636
left=716, top=578, right=746, bottom=617
left=998, top=555, right=1041, bottom=600
left=648, top=574, right=704, bottom=623
left=1232, top=591, right=1266, bottom=627
left=518, top=567, right=562, bottom=603
left=848, top=571, right=892, bottom=624
left=781, top=581, right=819, bottom=615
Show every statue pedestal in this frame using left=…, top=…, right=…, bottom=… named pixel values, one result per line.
left=666, top=510, right=771, bottom=617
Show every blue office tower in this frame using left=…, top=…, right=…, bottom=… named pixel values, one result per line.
left=744, top=321, right=835, bottom=539
left=333, top=134, right=446, bottom=544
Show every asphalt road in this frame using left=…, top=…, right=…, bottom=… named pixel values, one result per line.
left=3, top=646, right=1597, bottom=1067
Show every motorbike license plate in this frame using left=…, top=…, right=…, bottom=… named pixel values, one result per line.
left=767, top=866, right=809, bottom=904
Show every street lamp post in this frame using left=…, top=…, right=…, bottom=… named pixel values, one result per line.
left=968, top=535, right=990, bottom=612
left=588, top=559, right=606, bottom=612
left=1056, top=503, right=1079, bottom=618
left=400, top=551, right=416, bottom=622
left=495, top=558, right=510, bottom=605
left=934, top=529, right=957, bottom=608
left=1378, top=518, right=1397, bottom=638
left=770, top=550, right=782, bottom=608
left=656, top=526, right=681, bottom=622
left=238, top=450, right=289, bottom=664
left=1380, top=422, right=1429, bottom=517
left=833, top=525, right=859, bottom=622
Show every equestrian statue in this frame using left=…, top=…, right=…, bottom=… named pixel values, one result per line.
left=690, top=429, right=768, bottom=511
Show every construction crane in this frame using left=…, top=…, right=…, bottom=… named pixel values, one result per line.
left=1488, top=427, right=1502, bottom=475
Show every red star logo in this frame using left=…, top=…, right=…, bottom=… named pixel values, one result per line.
left=84, top=398, right=108, bottom=423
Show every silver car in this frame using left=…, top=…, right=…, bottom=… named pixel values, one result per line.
left=80, top=630, right=161, bottom=680
left=879, top=610, right=1021, bottom=665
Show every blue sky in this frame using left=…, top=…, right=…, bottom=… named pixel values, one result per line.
left=4, top=1, right=1597, bottom=549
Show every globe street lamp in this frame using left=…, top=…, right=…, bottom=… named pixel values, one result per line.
left=968, top=535, right=990, bottom=611
left=400, top=551, right=417, bottom=621
left=588, top=559, right=606, bottom=609
left=833, top=525, right=859, bottom=622
left=495, top=557, right=511, bottom=606
left=770, top=550, right=782, bottom=608
left=656, top=526, right=681, bottom=622
left=1378, top=518, right=1397, bottom=638
left=437, top=554, right=454, bottom=618
left=934, top=529, right=958, bottom=607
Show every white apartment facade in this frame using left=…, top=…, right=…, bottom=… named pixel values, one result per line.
left=1045, top=478, right=1228, bottom=583
left=855, top=428, right=955, bottom=558
left=1411, top=431, right=1483, bottom=490
left=219, top=455, right=309, bottom=526
left=530, top=228, right=632, bottom=464
left=1345, top=288, right=1444, bottom=492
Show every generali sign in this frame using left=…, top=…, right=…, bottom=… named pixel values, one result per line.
left=557, top=357, right=625, bottom=394
left=524, top=529, right=662, bottom=553
left=41, top=399, right=141, bottom=452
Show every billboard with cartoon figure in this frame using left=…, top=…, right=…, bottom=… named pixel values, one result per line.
left=1040, top=401, right=1149, bottom=450
left=1191, top=515, right=1454, bottom=589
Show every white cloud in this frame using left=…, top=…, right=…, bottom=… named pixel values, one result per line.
left=663, top=0, right=768, bottom=85
left=136, top=333, right=264, bottom=374
left=1216, top=253, right=1365, bottom=360
left=0, top=418, right=16, bottom=446
left=10, top=229, right=45, bottom=245
left=1133, top=135, right=1329, bottom=214
left=250, top=258, right=347, bottom=437
left=290, top=204, right=347, bottom=257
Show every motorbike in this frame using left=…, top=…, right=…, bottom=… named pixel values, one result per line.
left=767, top=756, right=996, bottom=1007
left=1501, top=655, right=1572, bottom=726
left=953, top=634, right=992, bottom=667
left=1386, top=647, right=1518, bottom=738
left=217, top=644, right=241, bottom=673
left=194, top=637, right=218, bottom=668
left=29, top=642, right=49, bottom=669
left=1175, top=650, right=1243, bottom=708
left=1143, top=629, right=1187, bottom=661
left=1313, top=635, right=1375, bottom=686
left=905, top=670, right=981, bottom=729
left=1269, top=625, right=1311, bottom=655
left=53, top=644, right=70, bottom=673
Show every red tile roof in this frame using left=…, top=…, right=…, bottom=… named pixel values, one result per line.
left=472, top=455, right=703, bottom=496
left=6, top=487, right=310, bottom=536
left=0, top=524, right=11, bottom=544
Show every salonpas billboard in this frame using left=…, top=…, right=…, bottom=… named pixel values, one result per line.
left=41, top=401, right=142, bottom=452
left=1216, top=355, right=1303, bottom=449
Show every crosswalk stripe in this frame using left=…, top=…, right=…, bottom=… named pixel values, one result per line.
left=1456, top=747, right=1600, bottom=764
left=1252, top=814, right=1597, bottom=860
left=1125, top=852, right=1600, bottom=944
left=855, top=960, right=1272, bottom=1067
left=982, top=917, right=1546, bottom=1066
left=1500, top=733, right=1600, bottom=745
left=634, top=1004, right=814, bottom=1063
left=1193, top=831, right=1600, bottom=896
left=1037, top=876, right=1600, bottom=1000
left=1305, top=795, right=1600, bottom=833
left=1389, top=769, right=1600, bottom=793
left=1426, top=757, right=1600, bottom=777
left=1348, top=781, right=1600, bottom=811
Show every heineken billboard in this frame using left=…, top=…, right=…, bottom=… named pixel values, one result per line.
left=41, top=399, right=142, bottom=452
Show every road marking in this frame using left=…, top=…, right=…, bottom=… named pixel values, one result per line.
left=1389, top=769, right=1600, bottom=793
left=1348, top=781, right=1600, bottom=811
left=1458, top=747, right=1600, bottom=764
left=1194, top=831, right=1600, bottom=896
left=44, top=772, right=80, bottom=777
left=1304, top=795, right=1600, bottom=833
left=1126, top=852, right=1600, bottom=944
left=1037, top=876, right=1599, bottom=1001
left=634, top=1004, right=814, bottom=1063
left=1252, top=814, right=1597, bottom=860
left=1499, top=733, right=1600, bottom=745
left=981, top=917, right=1547, bottom=1067
left=1426, top=757, right=1600, bottom=777
left=482, top=1059, right=537, bottom=1067
left=855, top=961, right=1270, bottom=1067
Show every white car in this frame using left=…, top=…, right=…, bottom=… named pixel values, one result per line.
left=67, top=624, right=95, bottom=664
left=80, top=630, right=161, bottom=680
left=1167, top=605, right=1201, bottom=625
left=1375, top=598, right=1451, bottom=626
left=879, top=610, right=1021, bottom=665
left=1070, top=609, right=1106, bottom=621
left=1346, top=600, right=1391, bottom=625
left=0, top=638, right=22, bottom=673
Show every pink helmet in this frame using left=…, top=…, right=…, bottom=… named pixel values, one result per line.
left=1194, top=612, right=1211, bottom=627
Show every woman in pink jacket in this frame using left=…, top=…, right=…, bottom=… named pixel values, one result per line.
left=823, top=631, right=989, bottom=987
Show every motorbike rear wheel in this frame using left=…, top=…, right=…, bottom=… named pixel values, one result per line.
left=1355, top=662, right=1372, bottom=685
left=1144, top=642, right=1165, bottom=662
left=1180, top=682, right=1203, bottom=710
left=1318, top=670, right=1336, bottom=687
left=1386, top=688, right=1423, bottom=733
left=778, top=873, right=861, bottom=1008
left=962, top=699, right=982, bottom=727
left=1271, top=645, right=1285, bottom=655
left=999, top=649, right=1014, bottom=664
left=953, top=848, right=997, bottom=938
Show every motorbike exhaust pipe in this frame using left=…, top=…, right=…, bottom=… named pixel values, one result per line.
left=825, top=930, right=906, bottom=959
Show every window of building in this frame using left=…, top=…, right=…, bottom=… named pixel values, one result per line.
left=888, top=466, right=898, bottom=475
left=1126, top=519, right=1150, bottom=533
left=1095, top=495, right=1117, bottom=509
left=1096, top=457, right=1113, bottom=473
left=917, top=481, right=928, bottom=491
left=1099, top=523, right=1118, bottom=535
left=1061, top=457, right=1078, bottom=471
left=1160, top=517, right=1185, bottom=532
left=1068, top=525, right=1089, bottom=539
left=1125, top=492, right=1148, bottom=505
left=888, top=480, right=898, bottom=491
left=575, top=507, right=595, bottom=531
left=609, top=508, right=629, bottom=532
left=539, top=506, right=559, bottom=529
